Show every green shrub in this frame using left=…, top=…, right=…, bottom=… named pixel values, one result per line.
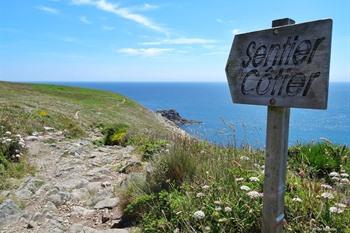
left=0, top=105, right=84, bottom=138
left=102, top=123, right=129, bottom=146
left=0, top=130, right=25, bottom=163
left=0, top=128, right=34, bottom=189
left=129, top=135, right=168, bottom=160
left=122, top=138, right=350, bottom=232
left=147, top=138, right=197, bottom=192
left=288, top=142, right=350, bottom=179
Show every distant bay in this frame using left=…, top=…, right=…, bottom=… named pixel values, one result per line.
left=48, top=82, right=350, bottom=147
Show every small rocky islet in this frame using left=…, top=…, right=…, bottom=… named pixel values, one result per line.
left=156, top=109, right=201, bottom=126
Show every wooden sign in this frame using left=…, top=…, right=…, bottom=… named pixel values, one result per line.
left=225, top=18, right=333, bottom=233
left=226, top=19, right=332, bottom=109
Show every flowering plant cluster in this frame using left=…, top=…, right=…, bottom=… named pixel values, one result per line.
left=123, top=139, right=350, bottom=232
left=0, top=127, right=26, bottom=163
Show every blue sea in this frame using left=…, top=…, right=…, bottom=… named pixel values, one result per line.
left=51, top=82, right=350, bottom=147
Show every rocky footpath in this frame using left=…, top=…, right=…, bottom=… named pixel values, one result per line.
left=0, top=129, right=144, bottom=233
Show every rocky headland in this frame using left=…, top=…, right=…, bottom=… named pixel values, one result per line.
left=156, top=109, right=201, bottom=126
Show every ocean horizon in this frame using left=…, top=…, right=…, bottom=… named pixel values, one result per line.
left=39, top=81, right=350, bottom=147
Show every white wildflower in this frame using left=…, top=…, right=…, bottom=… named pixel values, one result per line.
left=324, top=226, right=331, bottom=232
left=202, top=185, right=210, bottom=190
left=329, top=172, right=340, bottom=177
left=4, top=131, right=11, bottom=136
left=15, top=154, right=21, bottom=158
left=292, top=197, right=302, bottom=203
left=331, top=177, right=340, bottom=181
left=204, top=226, right=211, bottom=232
left=335, top=203, right=347, bottom=208
left=329, top=206, right=344, bottom=214
left=196, top=192, right=205, bottom=198
left=5, top=138, right=12, bottom=143
left=240, top=156, right=250, bottom=161
left=224, top=206, right=232, bottom=212
left=247, top=191, right=263, bottom=199
left=340, top=173, right=349, bottom=178
left=321, top=192, right=334, bottom=200
left=193, top=210, right=205, bottom=220
left=214, top=201, right=221, bottom=205
left=321, top=184, right=333, bottom=190
left=215, top=206, right=222, bottom=211
left=240, top=185, right=251, bottom=191
left=173, top=228, right=180, bottom=233
left=249, top=177, right=260, bottom=182
left=235, top=177, right=244, bottom=182
left=340, top=178, right=349, bottom=184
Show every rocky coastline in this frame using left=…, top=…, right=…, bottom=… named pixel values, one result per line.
left=156, top=109, right=201, bottom=126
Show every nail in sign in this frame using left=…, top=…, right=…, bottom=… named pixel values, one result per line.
left=226, top=19, right=332, bottom=109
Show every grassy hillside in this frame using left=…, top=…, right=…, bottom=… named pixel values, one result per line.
left=1, top=81, right=349, bottom=232
left=0, top=81, right=170, bottom=137
left=0, top=81, right=172, bottom=190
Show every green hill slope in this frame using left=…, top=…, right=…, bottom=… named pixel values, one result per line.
left=0, top=81, right=170, bottom=137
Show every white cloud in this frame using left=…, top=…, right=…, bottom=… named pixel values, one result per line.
left=216, top=18, right=235, bottom=24
left=79, top=16, right=92, bottom=24
left=130, top=3, right=159, bottom=11
left=102, top=25, right=115, bottom=31
left=62, top=36, right=80, bottom=44
left=61, top=36, right=85, bottom=46
left=140, top=37, right=217, bottom=46
left=232, top=29, right=240, bottom=35
left=142, top=3, right=158, bottom=10
left=216, top=18, right=224, bottom=23
left=118, top=48, right=173, bottom=57
left=36, top=5, right=60, bottom=14
left=71, top=0, right=167, bottom=33
left=61, top=36, right=91, bottom=47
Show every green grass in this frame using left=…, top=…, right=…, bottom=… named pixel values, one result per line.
left=0, top=81, right=173, bottom=191
left=0, top=129, right=35, bottom=190
left=128, top=135, right=168, bottom=160
left=121, top=138, right=350, bottom=233
left=288, top=142, right=350, bottom=180
left=0, top=81, right=172, bottom=137
left=1, top=81, right=349, bottom=232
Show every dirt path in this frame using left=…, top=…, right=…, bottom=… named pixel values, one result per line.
left=0, top=130, right=142, bottom=233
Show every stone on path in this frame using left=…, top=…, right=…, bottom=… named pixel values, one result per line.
left=72, top=206, right=95, bottom=216
left=15, top=176, right=44, bottom=199
left=0, top=199, right=22, bottom=226
left=25, top=136, right=39, bottom=141
left=69, top=224, right=129, bottom=233
left=94, top=197, right=119, bottom=209
left=48, top=191, right=72, bottom=207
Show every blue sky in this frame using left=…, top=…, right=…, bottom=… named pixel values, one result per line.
left=0, top=0, right=349, bottom=82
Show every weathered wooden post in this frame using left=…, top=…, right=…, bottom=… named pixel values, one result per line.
left=262, top=18, right=294, bottom=233
left=225, top=18, right=332, bottom=232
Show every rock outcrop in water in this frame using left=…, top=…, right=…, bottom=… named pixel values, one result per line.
left=156, top=109, right=201, bottom=126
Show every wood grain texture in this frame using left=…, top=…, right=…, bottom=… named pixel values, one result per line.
left=226, top=19, right=332, bottom=109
